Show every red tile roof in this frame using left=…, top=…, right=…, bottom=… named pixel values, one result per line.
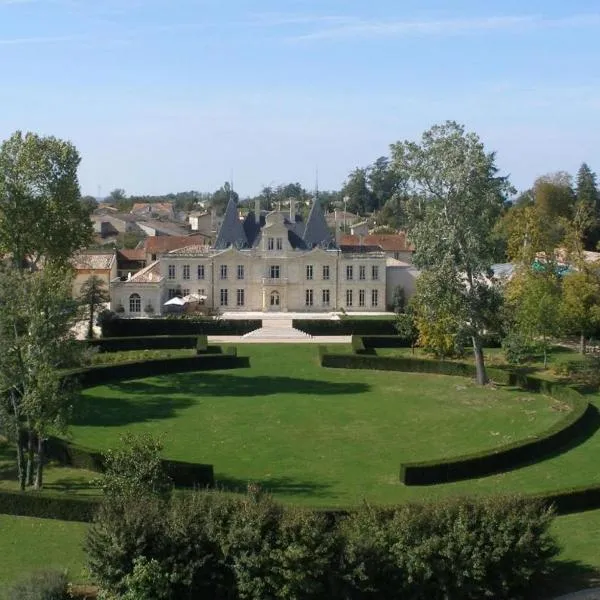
left=144, top=234, right=210, bottom=254
left=117, top=248, right=146, bottom=261
left=339, top=233, right=414, bottom=252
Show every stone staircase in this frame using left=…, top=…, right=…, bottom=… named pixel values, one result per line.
left=242, top=317, right=313, bottom=340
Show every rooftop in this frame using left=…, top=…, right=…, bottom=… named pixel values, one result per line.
left=72, top=252, right=115, bottom=270
left=340, top=233, right=414, bottom=253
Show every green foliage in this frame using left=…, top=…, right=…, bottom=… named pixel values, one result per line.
left=390, top=285, right=405, bottom=313
left=79, top=275, right=110, bottom=339
left=101, top=433, right=171, bottom=500
left=0, top=131, right=92, bottom=268
left=501, top=330, right=536, bottom=365
left=2, top=569, right=68, bottom=600
left=119, top=557, right=173, bottom=600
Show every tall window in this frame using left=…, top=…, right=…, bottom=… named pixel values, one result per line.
left=182, top=288, right=190, bottom=297
left=305, top=289, right=314, bottom=307
left=168, top=288, right=178, bottom=299
left=129, top=293, right=141, bottom=313
left=236, top=289, right=245, bottom=306
left=371, top=289, right=379, bottom=307
left=276, top=237, right=283, bottom=250
left=359, top=289, right=365, bottom=307
left=359, top=265, right=366, bottom=280
left=306, top=265, right=313, bottom=280
left=197, top=288, right=205, bottom=297
left=372, top=265, right=379, bottom=280
left=322, top=265, right=330, bottom=280
left=220, top=289, right=228, bottom=306
left=220, top=265, right=228, bottom=280
left=182, top=265, right=190, bottom=280
left=346, top=265, right=353, bottom=281
left=270, top=265, right=280, bottom=279
left=237, top=265, right=244, bottom=280
left=346, top=289, right=353, bottom=307
left=268, top=237, right=274, bottom=250
left=197, top=264, right=205, bottom=280
left=168, top=264, right=175, bottom=279
left=322, top=289, right=330, bottom=306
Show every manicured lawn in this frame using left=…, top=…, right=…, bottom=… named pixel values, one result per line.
left=71, top=345, right=562, bottom=507
left=0, top=515, right=88, bottom=585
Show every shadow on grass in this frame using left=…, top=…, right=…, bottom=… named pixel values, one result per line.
left=214, top=474, right=334, bottom=500
left=538, top=559, right=600, bottom=599
left=44, top=476, right=100, bottom=496
left=0, top=443, right=17, bottom=480
left=74, top=372, right=370, bottom=427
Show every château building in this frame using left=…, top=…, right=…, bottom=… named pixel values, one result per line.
left=110, top=195, right=404, bottom=315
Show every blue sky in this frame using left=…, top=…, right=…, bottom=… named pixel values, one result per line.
left=0, top=0, right=598, bottom=197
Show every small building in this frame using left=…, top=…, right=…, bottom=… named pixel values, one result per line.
left=71, top=251, right=117, bottom=299
left=340, top=233, right=414, bottom=263
left=130, top=202, right=175, bottom=220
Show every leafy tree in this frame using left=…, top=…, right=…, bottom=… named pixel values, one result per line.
left=533, top=172, right=575, bottom=221
left=576, top=163, right=600, bottom=248
left=367, top=156, right=402, bottom=212
left=390, top=121, right=512, bottom=383
left=506, top=268, right=563, bottom=368
left=101, top=433, right=171, bottom=500
left=81, top=194, right=99, bottom=214
left=79, top=275, right=110, bottom=339
left=0, top=131, right=92, bottom=269
left=210, top=182, right=239, bottom=216
left=341, top=167, right=373, bottom=215
left=0, top=267, right=81, bottom=489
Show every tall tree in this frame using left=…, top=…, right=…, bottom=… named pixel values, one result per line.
left=79, top=275, right=110, bottom=339
left=211, top=182, right=238, bottom=216
left=0, top=267, right=81, bottom=489
left=391, top=121, right=512, bottom=384
left=575, top=163, right=600, bottom=249
left=367, top=156, right=402, bottom=212
left=533, top=172, right=575, bottom=221
left=0, top=131, right=92, bottom=269
left=341, top=168, right=373, bottom=216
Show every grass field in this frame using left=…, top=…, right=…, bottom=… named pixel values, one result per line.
left=0, top=515, right=88, bottom=585
left=69, top=344, right=564, bottom=507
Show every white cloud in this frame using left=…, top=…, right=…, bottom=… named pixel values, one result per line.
left=287, top=13, right=600, bottom=42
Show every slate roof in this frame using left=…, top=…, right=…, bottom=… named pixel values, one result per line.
left=214, top=198, right=249, bottom=249
left=303, top=197, right=334, bottom=248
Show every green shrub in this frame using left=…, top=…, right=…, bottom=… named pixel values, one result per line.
left=2, top=569, right=68, bottom=600
left=501, top=330, right=536, bottom=364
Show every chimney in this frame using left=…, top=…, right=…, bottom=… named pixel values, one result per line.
left=255, top=197, right=261, bottom=225
left=289, top=197, right=295, bottom=222
left=210, top=207, right=217, bottom=233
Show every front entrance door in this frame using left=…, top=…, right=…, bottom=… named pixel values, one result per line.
left=270, top=291, right=280, bottom=310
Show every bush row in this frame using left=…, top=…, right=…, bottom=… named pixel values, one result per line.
left=87, top=491, right=558, bottom=600
left=293, top=318, right=397, bottom=336
left=101, top=317, right=262, bottom=337
left=44, top=437, right=215, bottom=489
left=67, top=351, right=246, bottom=388
left=0, top=488, right=99, bottom=522
left=84, top=335, right=218, bottom=353
left=318, top=348, right=594, bottom=485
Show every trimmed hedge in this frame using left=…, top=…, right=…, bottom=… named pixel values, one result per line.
left=45, top=437, right=215, bottom=489
left=319, top=349, right=594, bottom=486
left=293, top=318, right=397, bottom=336
left=535, top=483, right=600, bottom=515
left=361, top=335, right=413, bottom=349
left=0, top=488, right=99, bottom=522
left=101, top=317, right=261, bottom=337
left=68, top=352, right=247, bottom=388
left=85, top=335, right=211, bottom=353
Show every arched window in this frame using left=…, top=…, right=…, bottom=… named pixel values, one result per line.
left=270, top=291, right=280, bottom=306
left=129, top=293, right=141, bottom=313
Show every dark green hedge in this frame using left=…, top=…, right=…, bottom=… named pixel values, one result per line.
left=293, top=319, right=397, bottom=336
left=0, top=489, right=99, bottom=522
left=68, top=353, right=247, bottom=388
left=85, top=335, right=201, bottom=353
left=319, top=350, right=593, bottom=485
left=535, top=483, right=600, bottom=515
left=101, top=317, right=261, bottom=337
left=45, top=437, right=215, bottom=489
left=360, top=335, right=413, bottom=348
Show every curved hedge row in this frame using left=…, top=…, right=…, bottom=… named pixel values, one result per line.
left=318, top=346, right=595, bottom=486
left=69, top=348, right=247, bottom=388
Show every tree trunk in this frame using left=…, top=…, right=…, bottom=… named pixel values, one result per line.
left=34, top=436, right=44, bottom=490
left=580, top=332, right=586, bottom=355
left=26, top=427, right=35, bottom=487
left=472, top=335, right=488, bottom=385
left=88, top=302, right=94, bottom=339
left=14, top=421, right=25, bottom=491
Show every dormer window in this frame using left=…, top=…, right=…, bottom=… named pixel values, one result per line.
left=276, top=237, right=283, bottom=250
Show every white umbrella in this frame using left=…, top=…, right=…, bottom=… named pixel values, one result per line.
left=163, top=296, right=186, bottom=306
